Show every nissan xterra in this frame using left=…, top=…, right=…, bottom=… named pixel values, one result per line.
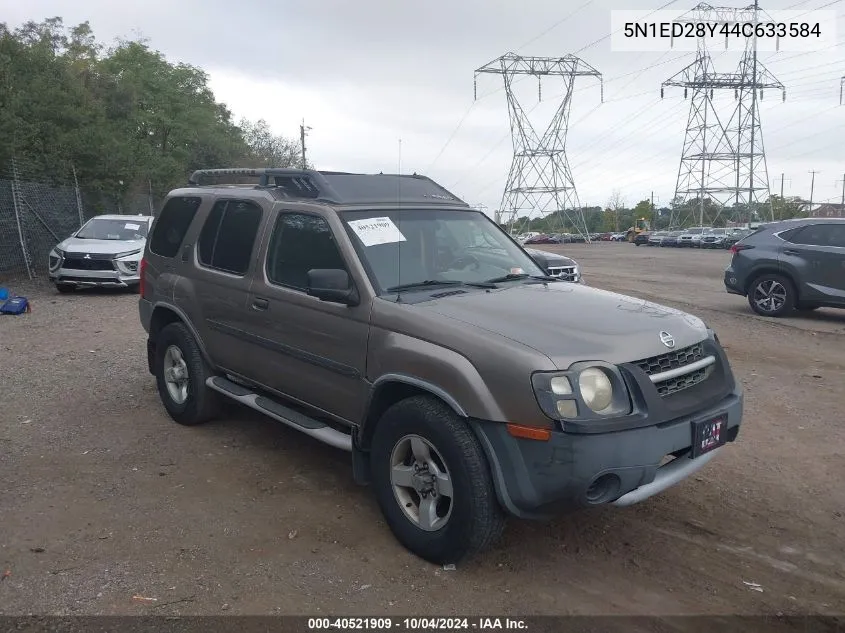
left=139, top=168, right=743, bottom=564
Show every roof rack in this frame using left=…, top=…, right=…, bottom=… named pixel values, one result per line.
left=186, top=168, right=468, bottom=207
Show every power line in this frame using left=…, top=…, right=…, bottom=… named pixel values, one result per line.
left=515, top=0, right=595, bottom=51
left=573, top=0, right=683, bottom=55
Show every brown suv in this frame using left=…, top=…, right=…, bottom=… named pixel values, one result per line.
left=139, top=168, right=744, bottom=564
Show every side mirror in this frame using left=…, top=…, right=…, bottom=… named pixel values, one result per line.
left=307, top=269, right=359, bottom=306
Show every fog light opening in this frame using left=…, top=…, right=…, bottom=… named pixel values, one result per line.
left=585, top=473, right=621, bottom=505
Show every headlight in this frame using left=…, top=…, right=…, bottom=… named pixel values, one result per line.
left=578, top=368, right=613, bottom=412
left=114, top=249, right=142, bottom=275
left=532, top=363, right=632, bottom=423
left=48, top=248, right=63, bottom=272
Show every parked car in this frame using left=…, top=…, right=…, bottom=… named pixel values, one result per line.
left=700, top=228, right=729, bottom=249
left=724, top=228, right=751, bottom=248
left=523, top=247, right=583, bottom=283
left=724, top=218, right=845, bottom=317
left=48, top=214, right=154, bottom=293
left=660, top=230, right=683, bottom=247
left=647, top=231, right=669, bottom=246
left=678, top=227, right=710, bottom=248
left=140, top=167, right=743, bottom=564
left=525, top=233, right=563, bottom=245
left=610, top=233, right=626, bottom=242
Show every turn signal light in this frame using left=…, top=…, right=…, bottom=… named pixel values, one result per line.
left=729, top=244, right=753, bottom=254
left=506, top=423, right=552, bottom=441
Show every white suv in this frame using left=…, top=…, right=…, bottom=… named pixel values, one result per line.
left=678, top=227, right=711, bottom=248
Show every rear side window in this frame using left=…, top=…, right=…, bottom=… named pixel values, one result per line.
left=197, top=200, right=263, bottom=275
left=149, top=196, right=202, bottom=257
left=782, top=223, right=841, bottom=247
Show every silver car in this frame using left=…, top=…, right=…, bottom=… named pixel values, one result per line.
left=48, top=214, right=153, bottom=293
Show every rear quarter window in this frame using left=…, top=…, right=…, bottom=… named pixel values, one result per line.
left=149, top=196, right=202, bottom=257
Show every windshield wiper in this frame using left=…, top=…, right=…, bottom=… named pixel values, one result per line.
left=483, top=273, right=558, bottom=284
left=386, top=279, right=496, bottom=293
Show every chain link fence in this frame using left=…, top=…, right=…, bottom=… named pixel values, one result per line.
left=0, top=159, right=158, bottom=282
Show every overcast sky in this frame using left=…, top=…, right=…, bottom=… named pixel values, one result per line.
left=6, top=0, right=845, bottom=215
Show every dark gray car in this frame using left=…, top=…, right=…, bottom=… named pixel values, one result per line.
left=523, top=247, right=583, bottom=283
left=724, top=218, right=845, bottom=317
left=139, top=168, right=743, bottom=564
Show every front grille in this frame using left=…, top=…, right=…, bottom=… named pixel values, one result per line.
left=634, top=342, right=710, bottom=397
left=548, top=266, right=578, bottom=281
left=635, top=342, right=704, bottom=376
left=655, top=366, right=710, bottom=396
left=63, top=256, right=115, bottom=271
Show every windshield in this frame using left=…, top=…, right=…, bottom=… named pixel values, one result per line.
left=76, top=217, right=149, bottom=240
left=711, top=228, right=727, bottom=235
left=686, top=228, right=704, bottom=234
left=340, top=208, right=547, bottom=293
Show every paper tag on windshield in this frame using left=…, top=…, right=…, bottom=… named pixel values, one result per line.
left=347, top=217, right=406, bottom=247
left=124, top=223, right=141, bottom=230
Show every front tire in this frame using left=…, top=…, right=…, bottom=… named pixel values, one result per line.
left=370, top=395, right=505, bottom=565
left=56, top=284, right=74, bottom=294
left=154, top=322, right=220, bottom=425
left=748, top=274, right=795, bottom=317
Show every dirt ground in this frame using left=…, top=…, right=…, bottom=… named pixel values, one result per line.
left=1, top=242, right=843, bottom=621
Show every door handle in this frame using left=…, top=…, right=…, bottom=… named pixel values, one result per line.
left=251, top=297, right=269, bottom=311
left=783, top=249, right=799, bottom=256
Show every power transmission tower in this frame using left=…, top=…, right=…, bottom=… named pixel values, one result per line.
left=474, top=52, right=602, bottom=240
left=663, top=2, right=784, bottom=228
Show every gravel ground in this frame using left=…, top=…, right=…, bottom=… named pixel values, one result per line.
left=0, top=243, right=843, bottom=622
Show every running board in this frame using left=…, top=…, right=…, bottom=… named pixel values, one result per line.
left=206, top=376, right=352, bottom=452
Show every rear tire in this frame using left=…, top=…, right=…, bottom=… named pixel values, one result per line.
left=747, top=274, right=795, bottom=317
left=154, top=322, right=220, bottom=425
left=370, top=395, right=505, bottom=565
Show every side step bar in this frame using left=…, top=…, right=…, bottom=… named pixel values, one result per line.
left=206, top=376, right=352, bottom=452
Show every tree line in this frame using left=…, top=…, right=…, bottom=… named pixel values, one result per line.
left=503, top=192, right=807, bottom=235
left=0, top=17, right=304, bottom=208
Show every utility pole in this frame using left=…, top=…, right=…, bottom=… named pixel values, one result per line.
left=837, top=174, right=845, bottom=209
left=780, top=172, right=784, bottom=199
left=651, top=191, right=656, bottom=226
left=300, top=119, right=311, bottom=169
left=808, top=170, right=819, bottom=214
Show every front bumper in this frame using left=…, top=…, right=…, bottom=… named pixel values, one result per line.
left=49, top=267, right=140, bottom=288
left=472, top=388, right=742, bottom=519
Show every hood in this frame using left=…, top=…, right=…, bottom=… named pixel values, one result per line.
left=524, top=247, right=576, bottom=266
left=56, top=237, right=146, bottom=256
left=416, top=282, right=709, bottom=368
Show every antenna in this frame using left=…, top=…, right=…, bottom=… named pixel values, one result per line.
left=397, top=138, right=403, bottom=303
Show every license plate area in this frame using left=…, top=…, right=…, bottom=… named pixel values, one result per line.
left=690, top=414, right=727, bottom=458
